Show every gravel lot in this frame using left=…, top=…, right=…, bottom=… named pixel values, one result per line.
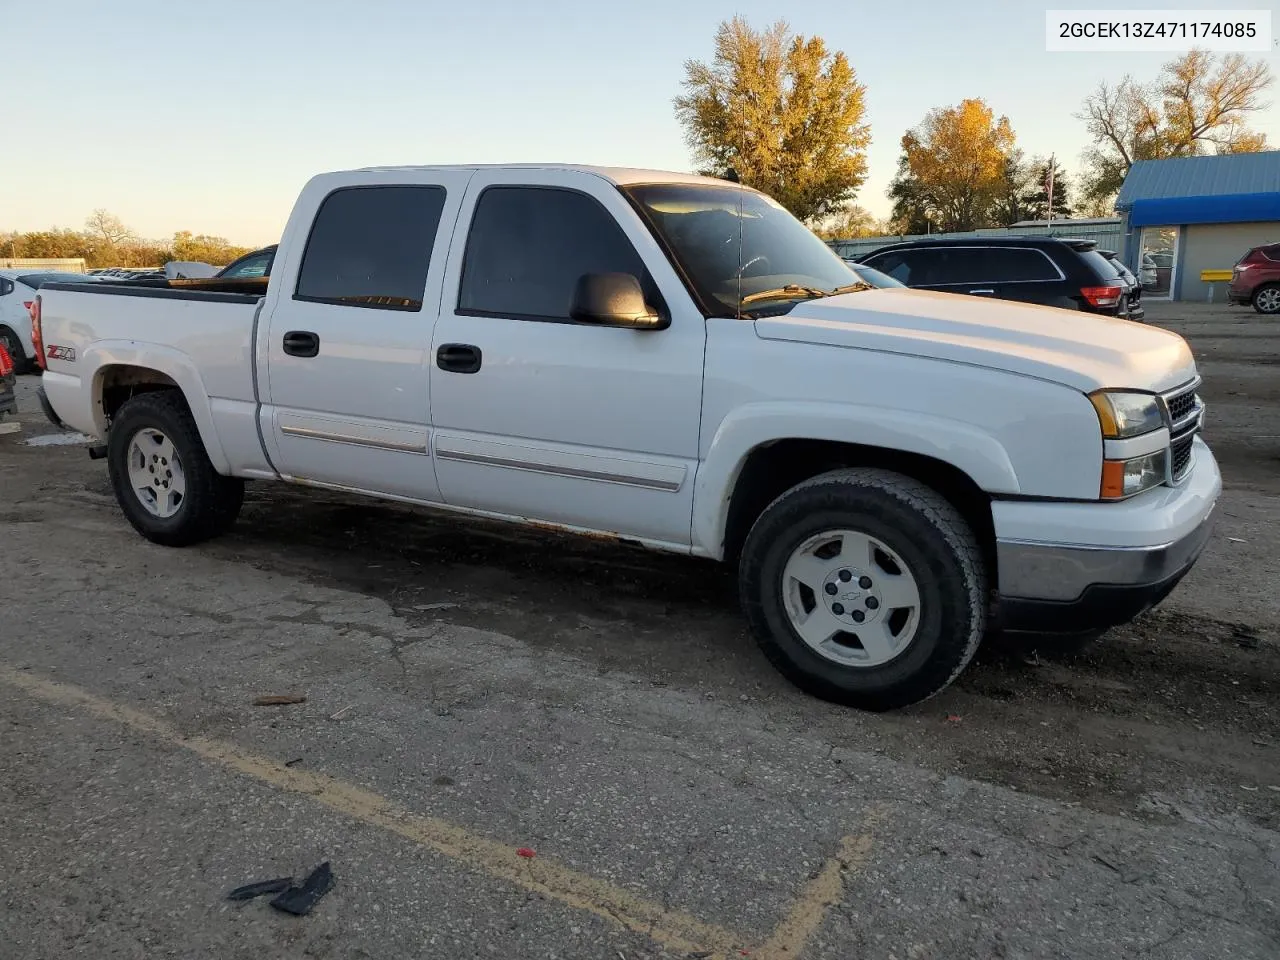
left=1, top=300, right=1277, bottom=958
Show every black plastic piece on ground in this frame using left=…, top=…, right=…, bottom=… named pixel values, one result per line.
left=269, top=862, right=334, bottom=916
left=88, top=444, right=108, bottom=460
left=226, top=876, right=293, bottom=901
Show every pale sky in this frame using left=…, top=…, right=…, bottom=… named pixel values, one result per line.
left=2, top=0, right=1277, bottom=245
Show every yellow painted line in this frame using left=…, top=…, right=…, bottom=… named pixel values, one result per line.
left=755, top=811, right=884, bottom=960
left=1, top=665, right=883, bottom=958
left=0, top=666, right=744, bottom=958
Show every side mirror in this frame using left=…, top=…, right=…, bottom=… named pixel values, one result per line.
left=569, top=273, right=668, bottom=329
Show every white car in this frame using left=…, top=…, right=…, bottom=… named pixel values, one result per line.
left=0, top=270, right=99, bottom=371
left=34, top=164, right=1219, bottom=711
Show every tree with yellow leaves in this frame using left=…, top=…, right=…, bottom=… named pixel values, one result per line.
left=674, top=17, right=871, bottom=224
left=888, top=99, right=1017, bottom=233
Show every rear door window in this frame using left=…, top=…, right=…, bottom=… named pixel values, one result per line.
left=295, top=185, right=447, bottom=311
left=985, top=248, right=1060, bottom=282
left=928, top=248, right=990, bottom=285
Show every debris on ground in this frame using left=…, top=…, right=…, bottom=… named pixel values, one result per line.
left=284, top=757, right=303, bottom=767
left=269, top=862, right=335, bottom=916
left=516, top=847, right=536, bottom=859
left=329, top=704, right=354, bottom=720
left=226, top=876, right=293, bottom=901
left=253, top=694, right=306, bottom=706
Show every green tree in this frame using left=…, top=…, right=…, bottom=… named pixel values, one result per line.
left=1021, top=156, right=1072, bottom=221
left=170, top=231, right=253, bottom=266
left=1078, top=49, right=1273, bottom=204
left=674, top=16, right=871, bottom=223
left=889, top=98, right=1017, bottom=232
left=988, top=150, right=1034, bottom=226
left=810, top=203, right=879, bottom=240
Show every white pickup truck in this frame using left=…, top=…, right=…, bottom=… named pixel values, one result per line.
left=33, top=164, right=1220, bottom=710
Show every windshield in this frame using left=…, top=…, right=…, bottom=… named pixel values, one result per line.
left=844, top=261, right=905, bottom=288
left=622, top=183, right=865, bottom=317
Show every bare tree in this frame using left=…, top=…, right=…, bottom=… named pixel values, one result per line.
left=1078, top=49, right=1272, bottom=202
left=85, top=210, right=135, bottom=250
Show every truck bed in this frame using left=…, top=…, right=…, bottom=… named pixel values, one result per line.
left=37, top=281, right=265, bottom=462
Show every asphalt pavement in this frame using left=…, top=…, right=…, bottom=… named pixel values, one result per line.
left=1, top=301, right=1277, bottom=959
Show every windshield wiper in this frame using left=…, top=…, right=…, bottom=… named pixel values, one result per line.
left=823, top=281, right=873, bottom=296
left=739, top=284, right=829, bottom=306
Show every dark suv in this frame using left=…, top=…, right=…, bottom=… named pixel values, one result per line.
left=858, top=237, right=1131, bottom=316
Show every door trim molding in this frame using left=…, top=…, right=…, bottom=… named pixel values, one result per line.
left=434, top=435, right=686, bottom=492
left=277, top=412, right=430, bottom=454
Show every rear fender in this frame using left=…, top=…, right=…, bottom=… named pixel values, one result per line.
left=84, top=341, right=231, bottom=474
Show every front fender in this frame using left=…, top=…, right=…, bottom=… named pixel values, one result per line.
left=692, top=401, right=1019, bottom=557
left=83, top=341, right=231, bottom=474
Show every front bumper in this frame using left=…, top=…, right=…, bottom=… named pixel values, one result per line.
left=994, top=440, right=1220, bottom=634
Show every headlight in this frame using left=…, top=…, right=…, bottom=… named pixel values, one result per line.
left=1101, top=449, right=1168, bottom=500
left=1088, top=390, right=1164, bottom=438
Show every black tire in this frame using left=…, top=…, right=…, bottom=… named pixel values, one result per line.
left=107, top=390, right=244, bottom=546
left=739, top=468, right=987, bottom=711
left=1252, top=283, right=1280, bottom=315
left=0, top=326, right=30, bottom=374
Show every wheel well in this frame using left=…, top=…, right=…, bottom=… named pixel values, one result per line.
left=722, top=439, right=998, bottom=585
left=96, top=366, right=181, bottom=429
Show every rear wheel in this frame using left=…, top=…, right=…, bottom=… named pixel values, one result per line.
left=739, top=468, right=987, bottom=711
left=107, top=391, right=243, bottom=546
left=1252, top=284, right=1280, bottom=315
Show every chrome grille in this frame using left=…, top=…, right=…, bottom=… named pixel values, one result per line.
left=1160, top=378, right=1203, bottom=483
left=1170, top=434, right=1195, bottom=479
left=1165, top=389, right=1198, bottom=425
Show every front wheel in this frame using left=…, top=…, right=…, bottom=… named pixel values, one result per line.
left=739, top=468, right=987, bottom=711
left=1252, top=283, right=1280, bottom=315
left=107, top=390, right=244, bottom=546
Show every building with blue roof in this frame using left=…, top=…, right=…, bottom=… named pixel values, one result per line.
left=1116, top=151, right=1280, bottom=302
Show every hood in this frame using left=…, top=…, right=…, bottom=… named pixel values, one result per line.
left=754, top=288, right=1196, bottom=393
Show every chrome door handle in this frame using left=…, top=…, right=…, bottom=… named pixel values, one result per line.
left=968, top=288, right=995, bottom=295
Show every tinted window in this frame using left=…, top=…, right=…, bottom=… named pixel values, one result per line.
left=984, top=248, right=1060, bottom=282
left=295, top=185, right=446, bottom=311
left=1079, top=250, right=1122, bottom=281
left=460, top=186, right=655, bottom=321
left=1262, top=244, right=1280, bottom=262
left=221, top=252, right=272, bottom=279
left=928, top=248, right=992, bottom=285
left=0, top=278, right=12, bottom=296
left=863, top=250, right=933, bottom=285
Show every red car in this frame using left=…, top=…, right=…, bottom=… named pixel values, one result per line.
left=1228, top=243, right=1280, bottom=315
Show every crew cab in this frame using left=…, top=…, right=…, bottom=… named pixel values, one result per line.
left=33, top=164, right=1221, bottom=711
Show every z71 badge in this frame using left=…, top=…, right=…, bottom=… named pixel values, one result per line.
left=46, top=345, right=76, bottom=362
